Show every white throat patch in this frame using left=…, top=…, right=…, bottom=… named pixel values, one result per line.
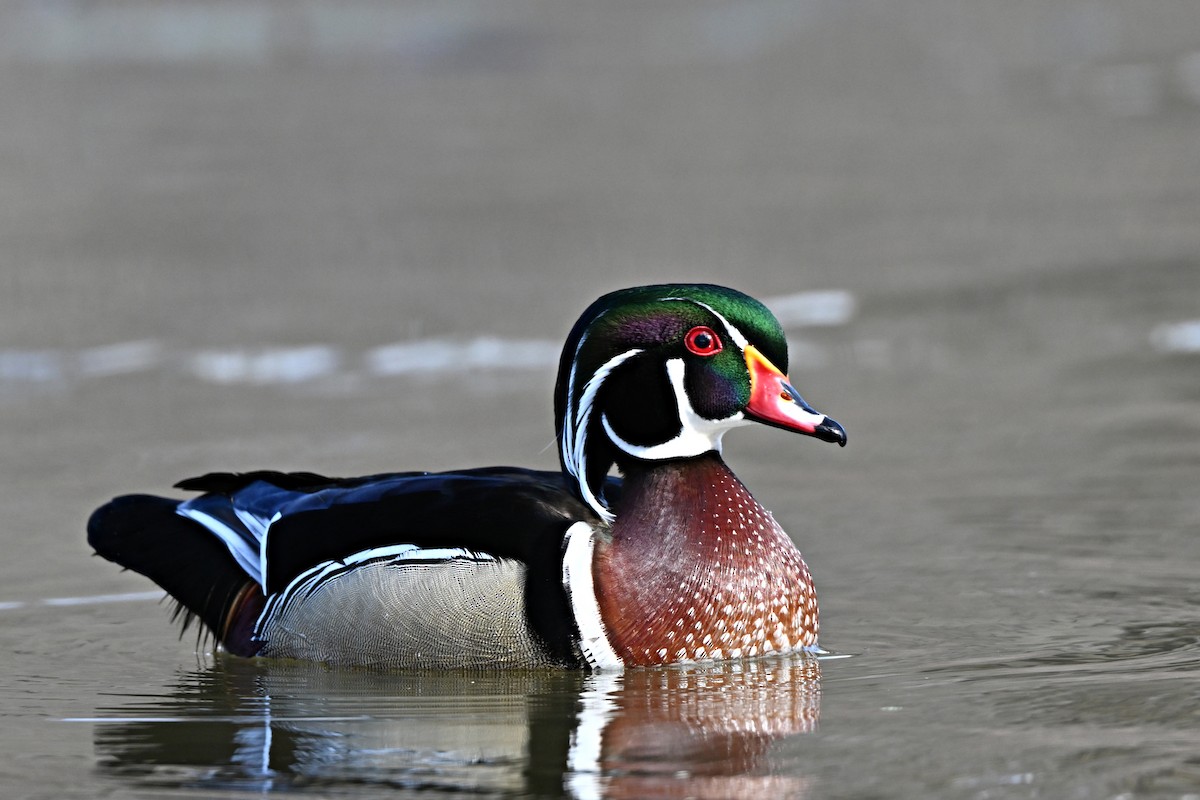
left=602, top=358, right=747, bottom=461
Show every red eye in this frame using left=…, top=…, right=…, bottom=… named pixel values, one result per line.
left=685, top=326, right=723, bottom=356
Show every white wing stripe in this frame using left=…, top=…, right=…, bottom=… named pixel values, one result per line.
left=176, top=507, right=263, bottom=585
left=260, top=511, right=282, bottom=590
left=257, top=544, right=490, bottom=636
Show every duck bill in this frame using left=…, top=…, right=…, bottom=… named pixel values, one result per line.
left=743, top=345, right=847, bottom=446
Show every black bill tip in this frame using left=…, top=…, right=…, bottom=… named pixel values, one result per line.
left=815, top=417, right=847, bottom=447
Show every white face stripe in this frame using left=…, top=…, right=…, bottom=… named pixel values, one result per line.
left=602, top=358, right=748, bottom=461
left=559, top=328, right=589, bottom=478
left=562, top=346, right=643, bottom=522
left=661, top=296, right=751, bottom=350
left=561, top=521, right=623, bottom=670
left=561, top=293, right=757, bottom=519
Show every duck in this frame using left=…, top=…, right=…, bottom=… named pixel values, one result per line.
left=87, top=284, right=846, bottom=670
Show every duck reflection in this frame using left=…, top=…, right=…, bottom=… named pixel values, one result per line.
left=91, top=654, right=820, bottom=797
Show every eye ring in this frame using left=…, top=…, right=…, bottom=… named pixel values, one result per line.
left=684, top=326, right=723, bottom=357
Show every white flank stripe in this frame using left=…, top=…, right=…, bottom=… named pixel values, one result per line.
left=561, top=522, right=622, bottom=671
left=258, top=544, right=487, bottom=634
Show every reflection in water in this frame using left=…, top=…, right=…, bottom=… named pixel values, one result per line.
left=573, top=660, right=820, bottom=799
left=87, top=655, right=821, bottom=797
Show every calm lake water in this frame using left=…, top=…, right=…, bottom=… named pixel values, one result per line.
left=2, top=3, right=1199, bottom=798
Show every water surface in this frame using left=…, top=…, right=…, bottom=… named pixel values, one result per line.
left=2, top=2, right=1199, bottom=798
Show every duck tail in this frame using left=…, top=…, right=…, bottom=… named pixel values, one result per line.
left=86, top=495, right=264, bottom=656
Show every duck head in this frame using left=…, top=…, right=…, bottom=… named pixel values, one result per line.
left=555, top=284, right=846, bottom=521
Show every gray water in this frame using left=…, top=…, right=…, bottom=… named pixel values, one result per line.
left=2, top=3, right=1199, bottom=798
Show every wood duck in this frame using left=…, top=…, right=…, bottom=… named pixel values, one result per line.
left=88, top=284, right=846, bottom=670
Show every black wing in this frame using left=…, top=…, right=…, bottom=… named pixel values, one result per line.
left=176, top=466, right=620, bottom=665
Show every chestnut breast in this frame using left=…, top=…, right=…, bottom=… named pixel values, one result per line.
left=593, top=454, right=818, bottom=666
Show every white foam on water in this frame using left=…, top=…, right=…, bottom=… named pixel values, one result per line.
left=76, top=340, right=164, bottom=377
left=61, top=715, right=368, bottom=724
left=3, top=317, right=848, bottom=395
left=0, top=350, right=65, bottom=383
left=1150, top=320, right=1200, bottom=354
left=366, top=336, right=559, bottom=376
left=41, top=591, right=165, bottom=607
left=0, top=591, right=164, bottom=611
left=765, top=290, right=856, bottom=328
left=188, top=345, right=341, bottom=385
